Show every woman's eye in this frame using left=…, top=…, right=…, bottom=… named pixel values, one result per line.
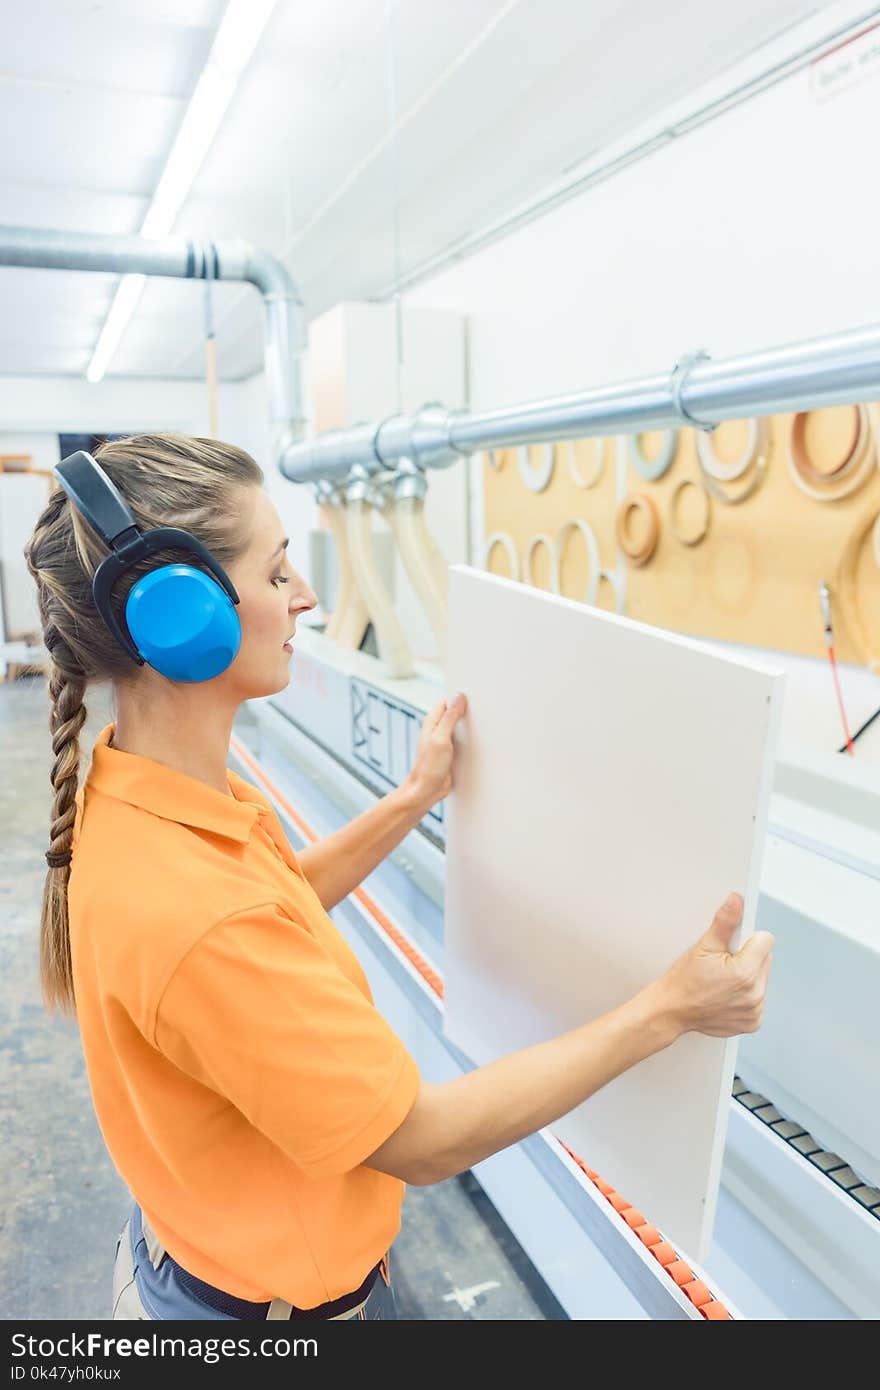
left=271, top=575, right=290, bottom=587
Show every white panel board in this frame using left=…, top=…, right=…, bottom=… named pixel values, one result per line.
left=443, top=566, right=784, bottom=1259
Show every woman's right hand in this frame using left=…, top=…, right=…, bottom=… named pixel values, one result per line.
left=648, top=892, right=774, bottom=1039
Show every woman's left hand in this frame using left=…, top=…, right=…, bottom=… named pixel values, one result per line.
left=403, top=693, right=468, bottom=813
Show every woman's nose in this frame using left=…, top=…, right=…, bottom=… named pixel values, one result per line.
left=292, top=578, right=318, bottom=612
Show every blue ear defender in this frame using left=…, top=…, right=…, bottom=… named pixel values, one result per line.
left=126, top=565, right=241, bottom=683
left=53, top=450, right=241, bottom=684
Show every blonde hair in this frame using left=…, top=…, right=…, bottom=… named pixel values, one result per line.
left=23, top=433, right=263, bottom=1016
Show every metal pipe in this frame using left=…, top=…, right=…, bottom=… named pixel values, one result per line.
left=235, top=243, right=306, bottom=443
left=0, top=225, right=306, bottom=444
left=278, top=321, right=880, bottom=485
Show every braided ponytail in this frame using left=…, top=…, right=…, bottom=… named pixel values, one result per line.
left=23, top=485, right=94, bottom=1015
left=40, top=661, right=88, bottom=1013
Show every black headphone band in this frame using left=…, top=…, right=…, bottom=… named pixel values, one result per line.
left=54, top=450, right=241, bottom=667
left=55, top=450, right=138, bottom=547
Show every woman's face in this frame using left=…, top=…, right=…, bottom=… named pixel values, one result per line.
left=223, top=487, right=318, bottom=698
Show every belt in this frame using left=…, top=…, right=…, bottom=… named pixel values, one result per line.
left=166, top=1251, right=382, bottom=1321
left=139, top=1208, right=381, bottom=1321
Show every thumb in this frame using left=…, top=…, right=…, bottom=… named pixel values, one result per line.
left=439, top=692, right=468, bottom=734
left=735, top=930, right=775, bottom=970
left=703, top=893, right=744, bottom=954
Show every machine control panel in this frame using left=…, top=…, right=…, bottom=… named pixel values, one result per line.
left=351, top=676, right=445, bottom=834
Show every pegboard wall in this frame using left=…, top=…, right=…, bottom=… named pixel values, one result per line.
left=481, top=403, right=880, bottom=668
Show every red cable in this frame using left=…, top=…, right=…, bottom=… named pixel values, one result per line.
left=827, top=644, right=854, bottom=756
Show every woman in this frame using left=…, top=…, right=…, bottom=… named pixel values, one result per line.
left=24, top=433, right=772, bottom=1322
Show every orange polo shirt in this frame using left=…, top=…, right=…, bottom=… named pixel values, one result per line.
left=69, top=724, right=420, bottom=1307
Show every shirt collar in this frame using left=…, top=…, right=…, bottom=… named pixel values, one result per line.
left=86, top=724, right=267, bottom=844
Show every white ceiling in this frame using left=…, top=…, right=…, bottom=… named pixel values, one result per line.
left=0, top=0, right=830, bottom=381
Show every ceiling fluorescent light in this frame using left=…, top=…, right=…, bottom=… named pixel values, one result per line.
left=140, top=66, right=234, bottom=239
left=86, top=0, right=278, bottom=382
left=85, top=274, right=147, bottom=383
left=212, top=0, right=279, bottom=79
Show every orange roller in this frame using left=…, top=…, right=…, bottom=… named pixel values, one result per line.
left=566, top=1149, right=597, bottom=1181
left=701, top=1301, right=731, bottom=1320
left=606, top=1192, right=631, bottom=1213
left=593, top=1177, right=615, bottom=1195
left=649, top=1242, right=677, bottom=1267
left=635, top=1224, right=662, bottom=1247
left=682, top=1280, right=712, bottom=1308
left=666, top=1260, right=694, bottom=1286
left=621, top=1208, right=646, bottom=1229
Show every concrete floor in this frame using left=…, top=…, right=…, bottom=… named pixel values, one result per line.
left=0, top=676, right=565, bottom=1321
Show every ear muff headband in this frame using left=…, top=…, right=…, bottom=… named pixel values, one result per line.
left=54, top=450, right=241, bottom=678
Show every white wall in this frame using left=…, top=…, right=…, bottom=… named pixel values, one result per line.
left=401, top=25, right=880, bottom=758
left=404, top=22, right=880, bottom=405
left=0, top=375, right=215, bottom=436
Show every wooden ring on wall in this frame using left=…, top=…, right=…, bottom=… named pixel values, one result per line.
left=516, top=443, right=555, bottom=493
left=786, top=405, right=875, bottom=502
left=615, top=493, right=660, bottom=566
left=523, top=532, right=561, bottom=590
left=483, top=531, right=520, bottom=581
left=563, top=438, right=604, bottom=489
left=669, top=479, right=711, bottom=547
left=554, top=518, right=602, bottom=604
left=628, top=429, right=679, bottom=482
left=696, top=418, right=768, bottom=482
left=791, top=407, right=861, bottom=480
left=698, top=445, right=769, bottom=505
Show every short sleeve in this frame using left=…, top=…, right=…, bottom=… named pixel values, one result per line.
left=153, top=901, right=420, bottom=1179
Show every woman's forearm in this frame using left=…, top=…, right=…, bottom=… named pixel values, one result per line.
left=297, top=784, right=426, bottom=911
left=364, top=894, right=769, bottom=1188
left=366, top=983, right=680, bottom=1186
